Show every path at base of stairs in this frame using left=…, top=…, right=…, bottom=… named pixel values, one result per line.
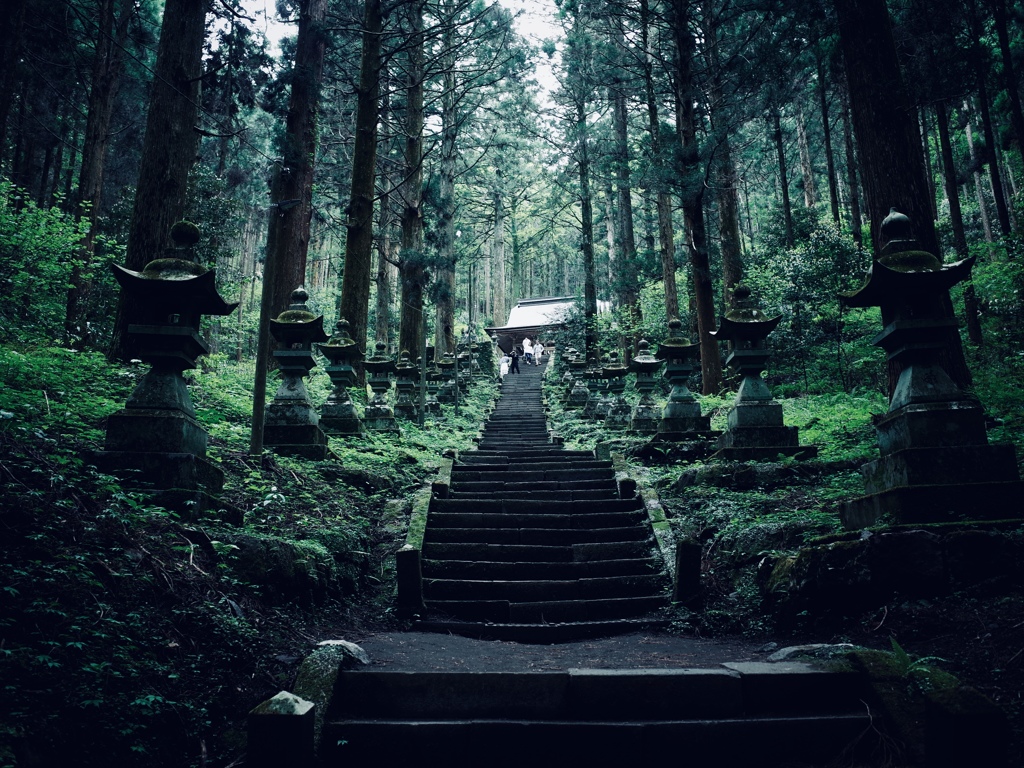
left=346, top=630, right=768, bottom=672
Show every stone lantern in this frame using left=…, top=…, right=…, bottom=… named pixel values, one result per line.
left=437, top=352, right=456, bottom=404
left=603, top=351, right=631, bottom=430
left=629, top=339, right=664, bottom=433
left=100, top=221, right=239, bottom=519
left=362, top=342, right=399, bottom=432
left=656, top=319, right=712, bottom=437
left=710, top=285, right=814, bottom=461
left=839, top=210, right=1022, bottom=527
left=393, top=350, right=420, bottom=420
left=561, top=347, right=578, bottom=389
left=264, top=287, right=330, bottom=460
left=565, top=353, right=591, bottom=409
left=580, top=356, right=603, bottom=420
left=317, top=318, right=363, bottom=435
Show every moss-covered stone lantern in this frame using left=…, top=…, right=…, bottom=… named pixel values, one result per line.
left=838, top=210, right=1022, bottom=527
left=656, top=318, right=711, bottom=438
left=629, top=339, right=663, bottom=433
left=602, top=351, right=631, bottom=430
left=362, top=342, right=399, bottom=432
left=710, top=285, right=814, bottom=461
left=393, top=350, right=420, bottom=420
left=317, top=318, right=363, bottom=435
left=565, top=352, right=591, bottom=409
left=264, top=287, right=330, bottom=460
left=100, top=221, right=239, bottom=520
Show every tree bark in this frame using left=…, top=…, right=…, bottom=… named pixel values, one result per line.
left=991, top=0, right=1024, bottom=159
left=65, top=0, right=134, bottom=348
left=109, top=0, right=210, bottom=361
left=818, top=52, right=841, bottom=225
left=771, top=107, right=794, bottom=246
left=838, top=79, right=863, bottom=247
left=398, top=0, right=426, bottom=359
left=338, top=0, right=382, bottom=356
left=265, top=0, right=329, bottom=317
left=833, top=0, right=971, bottom=391
left=935, top=100, right=983, bottom=345
left=796, top=107, right=817, bottom=207
left=672, top=0, right=722, bottom=394
left=576, top=98, right=599, bottom=358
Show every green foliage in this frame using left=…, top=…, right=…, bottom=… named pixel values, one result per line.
left=745, top=211, right=883, bottom=395
left=0, top=182, right=112, bottom=344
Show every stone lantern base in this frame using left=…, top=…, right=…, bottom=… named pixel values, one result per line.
left=320, top=403, right=364, bottom=436
left=710, top=402, right=817, bottom=462
left=264, top=422, right=331, bottom=461
left=95, top=408, right=241, bottom=523
left=840, top=401, right=1024, bottom=529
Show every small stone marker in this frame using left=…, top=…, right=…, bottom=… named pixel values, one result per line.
left=248, top=691, right=315, bottom=766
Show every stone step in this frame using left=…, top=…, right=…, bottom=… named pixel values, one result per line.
left=327, top=664, right=862, bottom=720
left=427, top=509, right=644, bottom=529
left=423, top=594, right=669, bottom=623
left=447, top=489, right=619, bottom=501
left=424, top=526, right=651, bottom=546
left=422, top=557, right=664, bottom=580
left=422, top=573, right=668, bottom=602
left=450, top=465, right=612, bottom=479
left=469, top=449, right=592, bottom=459
left=430, top=498, right=639, bottom=514
left=450, top=479, right=617, bottom=493
left=421, top=540, right=656, bottom=563
left=408, top=617, right=667, bottom=643
left=322, top=713, right=871, bottom=766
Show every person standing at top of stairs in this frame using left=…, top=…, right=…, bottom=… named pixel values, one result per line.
left=523, top=338, right=534, bottom=365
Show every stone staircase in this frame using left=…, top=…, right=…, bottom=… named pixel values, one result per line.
left=411, top=359, right=672, bottom=642
left=320, top=661, right=875, bottom=767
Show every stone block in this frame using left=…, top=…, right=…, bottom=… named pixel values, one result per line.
left=874, top=401, right=992, bottom=455
left=248, top=691, right=315, bottom=767
left=104, top=408, right=208, bottom=454
left=726, top=401, right=784, bottom=429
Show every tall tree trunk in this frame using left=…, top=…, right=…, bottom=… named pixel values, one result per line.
left=604, top=180, right=616, bottom=288
left=65, top=0, right=133, bottom=349
left=839, top=80, right=863, bottom=247
left=936, top=100, right=983, bottom=345
left=976, top=77, right=1012, bottom=235
left=435, top=48, right=458, bottom=358
left=109, top=0, right=210, bottom=360
left=641, top=0, right=680, bottom=321
left=672, top=0, right=722, bottom=394
left=992, top=0, right=1024, bottom=160
left=702, top=0, right=743, bottom=308
left=818, top=53, right=841, bottom=224
left=491, top=188, right=507, bottom=325
left=833, top=0, right=971, bottom=391
left=576, top=98, right=599, bottom=357
left=610, top=27, right=640, bottom=352
left=796, top=107, right=817, bottom=207
left=771, top=107, right=795, bottom=246
left=398, top=0, right=426, bottom=359
left=375, top=71, right=396, bottom=350
left=0, top=0, right=28, bottom=162
left=964, top=112, right=994, bottom=243
left=265, top=0, right=329, bottom=316
left=338, top=0, right=382, bottom=357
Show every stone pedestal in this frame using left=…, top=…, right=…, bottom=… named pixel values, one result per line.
left=629, top=339, right=663, bottom=434
left=318, top=319, right=363, bottom=435
left=363, top=342, right=399, bottom=432
left=603, top=353, right=631, bottom=430
left=839, top=211, right=1022, bottom=528
left=710, top=288, right=815, bottom=462
left=264, top=290, right=330, bottom=460
left=393, top=351, right=420, bottom=420
left=655, top=321, right=715, bottom=440
left=96, top=222, right=240, bottom=521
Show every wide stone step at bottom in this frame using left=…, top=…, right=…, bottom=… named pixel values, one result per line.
left=422, top=540, right=658, bottom=563
left=424, top=594, right=669, bottom=623
left=422, top=573, right=668, bottom=601
left=422, top=556, right=664, bottom=580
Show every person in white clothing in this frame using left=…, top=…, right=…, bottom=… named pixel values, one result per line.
left=500, top=353, right=511, bottom=379
left=522, top=337, right=533, bottom=365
